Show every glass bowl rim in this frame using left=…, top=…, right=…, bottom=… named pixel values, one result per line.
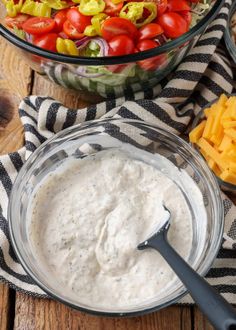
left=191, top=93, right=236, bottom=192
left=224, top=0, right=236, bottom=64
left=8, top=118, right=224, bottom=317
left=0, top=0, right=224, bottom=66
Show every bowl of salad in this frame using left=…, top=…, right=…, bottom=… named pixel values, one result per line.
left=0, top=0, right=223, bottom=98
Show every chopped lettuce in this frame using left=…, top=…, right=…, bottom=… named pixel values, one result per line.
left=80, top=41, right=102, bottom=57
left=13, top=26, right=26, bottom=40
left=190, top=0, right=211, bottom=28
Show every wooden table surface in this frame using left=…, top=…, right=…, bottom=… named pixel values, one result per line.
left=0, top=36, right=221, bottom=330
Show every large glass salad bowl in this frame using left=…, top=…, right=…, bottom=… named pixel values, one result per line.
left=0, top=0, right=223, bottom=98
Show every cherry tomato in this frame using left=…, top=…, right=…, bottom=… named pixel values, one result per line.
left=22, top=17, right=56, bottom=35
left=63, top=20, right=84, bottom=39
left=101, top=17, right=138, bottom=41
left=5, top=14, right=29, bottom=29
left=158, top=12, right=188, bottom=39
left=104, top=0, right=123, bottom=16
left=33, top=33, right=58, bottom=52
left=139, top=53, right=167, bottom=70
left=167, top=0, right=190, bottom=12
left=54, top=9, right=68, bottom=32
left=136, top=39, right=167, bottom=71
left=138, top=23, right=163, bottom=41
left=66, top=8, right=91, bottom=33
left=137, top=39, right=158, bottom=52
left=156, top=0, right=168, bottom=16
left=108, top=35, right=135, bottom=56
left=179, top=10, right=192, bottom=27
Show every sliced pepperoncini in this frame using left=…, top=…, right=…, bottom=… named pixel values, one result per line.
left=120, top=2, right=157, bottom=28
left=56, top=38, right=79, bottom=55
left=41, top=0, right=69, bottom=10
left=84, top=13, right=108, bottom=36
left=21, top=0, right=51, bottom=17
left=4, top=0, right=23, bottom=17
left=84, top=25, right=97, bottom=36
left=91, top=13, right=107, bottom=35
left=79, top=0, right=105, bottom=16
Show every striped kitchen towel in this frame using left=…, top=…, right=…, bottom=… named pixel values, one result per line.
left=0, top=0, right=236, bottom=304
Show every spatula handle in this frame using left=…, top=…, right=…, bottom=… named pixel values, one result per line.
left=147, top=233, right=236, bottom=330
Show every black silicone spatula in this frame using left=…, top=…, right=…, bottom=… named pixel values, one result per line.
left=138, top=206, right=236, bottom=330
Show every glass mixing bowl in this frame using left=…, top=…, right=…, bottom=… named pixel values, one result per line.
left=8, top=118, right=224, bottom=316
left=0, top=0, right=223, bottom=98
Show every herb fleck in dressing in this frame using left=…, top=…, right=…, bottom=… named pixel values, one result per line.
left=29, top=150, right=197, bottom=308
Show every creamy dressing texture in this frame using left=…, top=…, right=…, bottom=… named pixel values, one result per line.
left=28, top=149, right=204, bottom=309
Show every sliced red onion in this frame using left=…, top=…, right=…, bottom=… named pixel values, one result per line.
left=75, top=37, right=92, bottom=48
left=75, top=66, right=105, bottom=78
left=51, top=10, right=58, bottom=18
left=86, top=37, right=109, bottom=57
left=75, top=37, right=109, bottom=57
left=25, top=32, right=33, bottom=43
left=58, top=32, right=70, bottom=39
left=154, top=34, right=167, bottom=46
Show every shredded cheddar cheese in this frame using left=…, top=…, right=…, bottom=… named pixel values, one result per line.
left=189, top=94, right=236, bottom=185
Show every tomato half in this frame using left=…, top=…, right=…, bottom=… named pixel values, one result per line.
left=101, top=17, right=138, bottom=41
left=104, top=0, right=123, bottom=16
left=138, top=23, right=163, bottom=41
left=167, top=0, right=190, bottom=12
left=137, top=39, right=158, bottom=52
left=156, top=0, right=168, bottom=16
left=179, top=10, right=192, bottom=27
left=54, top=9, right=68, bottom=32
left=108, top=35, right=135, bottom=56
left=22, top=17, right=56, bottom=35
left=63, top=20, right=84, bottom=39
left=67, top=8, right=91, bottom=33
left=5, top=14, right=29, bottom=29
left=158, top=12, right=188, bottom=39
left=137, top=39, right=167, bottom=71
left=33, top=33, right=58, bottom=52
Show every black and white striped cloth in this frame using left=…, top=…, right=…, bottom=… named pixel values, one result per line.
left=1, top=0, right=236, bottom=303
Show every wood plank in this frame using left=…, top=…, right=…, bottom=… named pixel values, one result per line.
left=194, top=305, right=236, bottom=330
left=0, top=89, right=24, bottom=154
left=181, top=306, right=192, bottom=330
left=194, top=307, right=214, bottom=330
left=0, top=36, right=33, bottom=330
left=0, top=38, right=32, bottom=97
left=14, top=294, right=191, bottom=330
left=0, top=37, right=32, bottom=154
left=0, top=284, right=11, bottom=330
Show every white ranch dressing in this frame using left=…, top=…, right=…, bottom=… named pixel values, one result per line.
left=28, top=148, right=206, bottom=309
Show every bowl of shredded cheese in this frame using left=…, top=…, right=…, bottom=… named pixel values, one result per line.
left=190, top=94, right=236, bottom=194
